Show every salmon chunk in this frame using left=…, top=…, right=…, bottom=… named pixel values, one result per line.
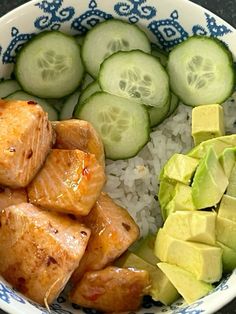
left=27, top=149, right=106, bottom=216
left=0, top=187, right=27, bottom=209
left=70, top=266, right=150, bottom=312
left=72, top=192, right=139, bottom=283
left=0, top=100, right=53, bottom=187
left=0, top=203, right=90, bottom=305
left=52, top=120, right=105, bottom=167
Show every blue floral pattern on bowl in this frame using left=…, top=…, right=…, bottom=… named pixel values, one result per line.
left=0, top=0, right=236, bottom=313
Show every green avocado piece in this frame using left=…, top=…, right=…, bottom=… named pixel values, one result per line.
left=192, top=147, right=228, bottom=209
left=217, top=241, right=236, bottom=273
left=165, top=183, right=196, bottom=217
left=219, top=147, right=235, bottom=178
left=163, top=211, right=216, bottom=245
left=226, top=163, right=236, bottom=197
left=134, top=234, right=159, bottom=266
left=158, top=262, right=213, bottom=304
left=155, top=228, right=222, bottom=283
left=188, top=134, right=236, bottom=159
left=191, top=104, right=225, bottom=146
left=216, top=216, right=236, bottom=251
left=116, top=252, right=179, bottom=305
left=218, top=194, right=236, bottom=222
left=158, top=179, right=176, bottom=220
left=161, top=153, right=199, bottom=185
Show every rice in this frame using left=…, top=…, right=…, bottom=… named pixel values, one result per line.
left=104, top=92, right=236, bottom=237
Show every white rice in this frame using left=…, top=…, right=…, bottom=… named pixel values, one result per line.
left=104, top=92, right=236, bottom=237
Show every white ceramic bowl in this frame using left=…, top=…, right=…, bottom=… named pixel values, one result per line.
left=1, top=1, right=236, bottom=313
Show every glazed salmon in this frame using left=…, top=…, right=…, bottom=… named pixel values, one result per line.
left=70, top=266, right=150, bottom=312
left=0, top=203, right=90, bottom=306
left=0, top=100, right=53, bottom=188
left=52, top=120, right=105, bottom=167
left=27, top=149, right=106, bottom=216
left=72, top=192, right=139, bottom=283
left=0, top=187, right=27, bottom=209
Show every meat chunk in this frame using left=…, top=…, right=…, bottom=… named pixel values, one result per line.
left=52, top=120, right=105, bottom=167
left=69, top=266, right=150, bottom=312
left=0, top=187, right=27, bottom=209
left=0, top=203, right=90, bottom=305
left=72, top=192, right=139, bottom=283
left=27, top=149, right=105, bottom=216
left=0, top=100, right=53, bottom=187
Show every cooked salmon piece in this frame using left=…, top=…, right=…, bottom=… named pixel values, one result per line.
left=72, top=192, right=139, bottom=283
left=52, top=120, right=105, bottom=167
left=0, top=203, right=90, bottom=305
left=0, top=187, right=27, bottom=208
left=27, top=149, right=106, bottom=216
left=69, top=266, right=150, bottom=312
left=0, top=100, right=53, bottom=188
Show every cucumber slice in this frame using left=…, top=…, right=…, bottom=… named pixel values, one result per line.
left=74, top=35, right=85, bottom=46
left=15, top=31, right=84, bottom=99
left=99, top=50, right=169, bottom=108
left=75, top=92, right=150, bottom=160
left=0, top=80, right=21, bottom=98
left=82, top=19, right=151, bottom=78
left=151, top=45, right=168, bottom=67
left=148, top=97, right=170, bottom=127
left=81, top=73, right=94, bottom=90
left=6, top=91, right=58, bottom=121
left=46, top=98, right=65, bottom=112
left=167, top=36, right=235, bottom=106
left=60, top=90, right=80, bottom=120
left=167, top=93, right=180, bottom=117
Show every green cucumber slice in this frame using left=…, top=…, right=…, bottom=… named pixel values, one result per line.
left=167, top=93, right=180, bottom=117
left=81, top=73, right=94, bottom=90
left=99, top=50, right=169, bottom=108
left=151, top=45, right=168, bottom=67
left=74, top=35, right=85, bottom=46
left=15, top=31, right=84, bottom=98
left=82, top=19, right=151, bottom=78
left=148, top=97, right=170, bottom=127
left=167, top=36, right=235, bottom=106
left=0, top=80, right=21, bottom=98
left=75, top=92, right=150, bottom=160
left=60, top=90, right=80, bottom=120
left=46, top=98, right=65, bottom=112
left=6, top=91, right=58, bottom=121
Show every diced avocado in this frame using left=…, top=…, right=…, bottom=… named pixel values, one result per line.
left=158, top=179, right=176, bottom=220
left=155, top=228, right=222, bottom=283
left=216, top=216, right=236, bottom=251
left=192, top=147, right=228, bottom=209
left=161, top=154, right=199, bottom=185
left=218, top=194, right=236, bottom=222
left=116, top=252, right=179, bottom=305
left=163, top=211, right=216, bottom=245
left=226, top=163, right=236, bottom=197
left=219, top=147, right=235, bottom=178
left=192, top=104, right=225, bottom=146
left=188, top=134, right=236, bottom=159
left=158, top=262, right=213, bottom=304
left=165, top=183, right=196, bottom=217
left=134, top=234, right=159, bottom=266
left=217, top=241, right=236, bottom=273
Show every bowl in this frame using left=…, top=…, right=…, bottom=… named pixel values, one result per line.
left=1, top=0, right=236, bottom=313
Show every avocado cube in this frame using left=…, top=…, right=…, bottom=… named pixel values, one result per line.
left=155, top=229, right=222, bottom=283
left=217, top=241, right=236, bottom=273
left=226, top=163, right=236, bottom=197
left=134, top=234, right=159, bottom=266
left=165, top=183, right=196, bottom=217
left=188, top=134, right=236, bottom=159
left=158, top=263, right=213, bottom=304
left=163, top=211, right=216, bottom=245
left=219, top=147, right=235, bottom=178
left=158, top=179, right=176, bottom=220
left=161, top=153, right=199, bottom=185
left=192, top=104, right=225, bottom=146
left=216, top=216, right=236, bottom=251
left=116, top=252, right=179, bottom=305
left=192, top=147, right=228, bottom=209
left=218, top=194, right=236, bottom=222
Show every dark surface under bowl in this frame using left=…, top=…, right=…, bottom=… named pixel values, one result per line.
left=0, top=0, right=236, bottom=313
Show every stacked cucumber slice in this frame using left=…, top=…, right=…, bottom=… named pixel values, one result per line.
left=0, top=19, right=234, bottom=160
